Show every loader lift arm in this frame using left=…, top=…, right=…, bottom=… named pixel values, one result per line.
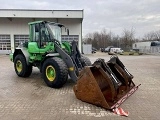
left=54, top=40, right=86, bottom=82
left=54, top=43, right=78, bottom=82
left=70, top=41, right=83, bottom=70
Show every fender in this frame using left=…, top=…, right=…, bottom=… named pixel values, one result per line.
left=13, top=47, right=30, bottom=65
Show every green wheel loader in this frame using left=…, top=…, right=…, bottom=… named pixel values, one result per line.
left=10, top=21, right=91, bottom=88
left=10, top=21, right=140, bottom=110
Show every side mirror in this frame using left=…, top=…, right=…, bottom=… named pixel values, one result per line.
left=67, top=29, right=69, bottom=35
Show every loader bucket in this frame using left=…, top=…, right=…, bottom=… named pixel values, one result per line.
left=73, top=57, right=140, bottom=109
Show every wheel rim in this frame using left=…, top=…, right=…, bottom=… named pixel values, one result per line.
left=16, top=60, right=23, bottom=73
left=46, top=65, right=56, bottom=82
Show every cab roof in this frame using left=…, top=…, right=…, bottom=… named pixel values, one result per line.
left=28, top=21, right=64, bottom=27
left=28, top=21, right=48, bottom=25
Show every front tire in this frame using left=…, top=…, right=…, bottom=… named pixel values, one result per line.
left=14, top=54, right=32, bottom=77
left=42, top=57, right=68, bottom=88
left=81, top=56, right=92, bottom=66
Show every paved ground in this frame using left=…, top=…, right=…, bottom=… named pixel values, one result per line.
left=0, top=53, right=160, bottom=120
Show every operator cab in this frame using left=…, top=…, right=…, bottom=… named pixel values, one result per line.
left=29, top=21, right=66, bottom=48
left=27, top=21, right=69, bottom=53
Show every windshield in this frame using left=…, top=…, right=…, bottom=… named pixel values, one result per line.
left=47, top=23, right=62, bottom=43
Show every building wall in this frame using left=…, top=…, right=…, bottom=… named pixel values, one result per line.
left=83, top=44, right=92, bottom=54
left=0, top=17, right=82, bottom=53
left=59, top=19, right=82, bottom=50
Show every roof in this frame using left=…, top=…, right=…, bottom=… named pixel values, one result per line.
left=0, top=9, right=83, bottom=11
left=0, top=9, right=83, bottom=19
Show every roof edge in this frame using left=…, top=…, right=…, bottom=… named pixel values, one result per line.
left=0, top=9, right=83, bottom=12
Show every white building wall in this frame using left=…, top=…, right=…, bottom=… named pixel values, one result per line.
left=59, top=19, right=82, bottom=51
left=83, top=44, right=92, bottom=54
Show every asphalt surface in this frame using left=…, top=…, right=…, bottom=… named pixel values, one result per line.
left=0, top=53, right=160, bottom=120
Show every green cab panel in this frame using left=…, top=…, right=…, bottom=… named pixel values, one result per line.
left=29, top=54, right=43, bottom=61
left=62, top=42, right=71, bottom=55
left=28, top=42, right=40, bottom=53
left=39, top=42, right=55, bottom=53
left=28, top=42, right=55, bottom=54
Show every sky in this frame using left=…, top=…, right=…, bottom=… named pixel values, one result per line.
left=1, top=0, right=160, bottom=39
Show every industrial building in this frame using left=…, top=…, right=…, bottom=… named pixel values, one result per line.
left=0, top=9, right=83, bottom=54
left=132, top=41, right=160, bottom=54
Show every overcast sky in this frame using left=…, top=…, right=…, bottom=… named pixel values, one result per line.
left=1, top=0, right=160, bottom=38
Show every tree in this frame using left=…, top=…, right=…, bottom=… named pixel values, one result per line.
left=121, top=28, right=135, bottom=50
left=144, top=30, right=160, bottom=41
left=83, top=27, right=138, bottom=51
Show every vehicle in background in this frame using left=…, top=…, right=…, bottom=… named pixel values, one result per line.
left=110, top=47, right=123, bottom=54
left=104, top=46, right=114, bottom=52
left=92, top=47, right=97, bottom=53
left=100, top=48, right=104, bottom=52
left=100, top=48, right=108, bottom=52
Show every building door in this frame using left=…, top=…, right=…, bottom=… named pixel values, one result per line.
left=14, top=35, right=29, bottom=47
left=0, top=35, right=11, bottom=54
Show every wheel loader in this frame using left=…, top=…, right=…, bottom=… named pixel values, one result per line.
left=10, top=21, right=91, bottom=88
left=10, top=21, right=139, bottom=110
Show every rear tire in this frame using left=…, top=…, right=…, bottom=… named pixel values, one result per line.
left=42, top=57, right=68, bottom=88
left=14, top=54, right=32, bottom=77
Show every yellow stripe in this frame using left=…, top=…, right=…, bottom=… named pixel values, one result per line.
left=69, top=67, right=74, bottom=71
